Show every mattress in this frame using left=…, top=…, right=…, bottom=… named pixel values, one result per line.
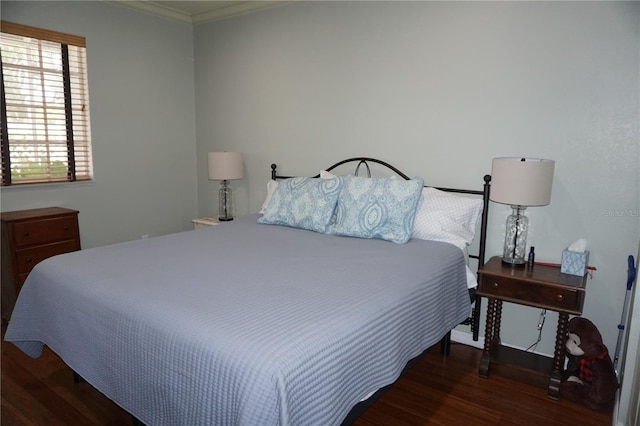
left=5, top=214, right=471, bottom=426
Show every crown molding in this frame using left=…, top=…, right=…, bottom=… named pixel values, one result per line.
left=106, top=1, right=293, bottom=25
left=191, top=1, right=292, bottom=25
left=107, top=1, right=192, bottom=24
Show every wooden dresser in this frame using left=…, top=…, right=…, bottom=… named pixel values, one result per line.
left=1, top=207, right=81, bottom=322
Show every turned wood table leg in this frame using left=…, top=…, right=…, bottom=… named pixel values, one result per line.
left=493, top=300, right=503, bottom=348
left=549, top=312, right=569, bottom=400
left=479, top=297, right=496, bottom=378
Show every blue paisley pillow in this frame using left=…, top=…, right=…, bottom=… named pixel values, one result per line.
left=258, top=176, right=344, bottom=233
left=326, top=175, right=424, bottom=244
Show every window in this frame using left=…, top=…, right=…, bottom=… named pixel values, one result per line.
left=1, top=21, right=93, bottom=186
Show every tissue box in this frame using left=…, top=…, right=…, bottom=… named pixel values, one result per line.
left=561, top=250, right=590, bottom=276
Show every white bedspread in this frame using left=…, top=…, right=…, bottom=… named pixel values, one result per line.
left=5, top=215, right=470, bottom=425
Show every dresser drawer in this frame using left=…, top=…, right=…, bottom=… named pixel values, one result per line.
left=479, top=275, right=582, bottom=312
left=13, top=216, right=79, bottom=248
left=16, top=240, right=80, bottom=274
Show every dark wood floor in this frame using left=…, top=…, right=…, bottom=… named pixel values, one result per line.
left=2, top=329, right=612, bottom=426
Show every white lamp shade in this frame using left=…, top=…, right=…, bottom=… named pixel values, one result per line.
left=208, top=152, right=243, bottom=180
left=490, top=157, right=555, bottom=206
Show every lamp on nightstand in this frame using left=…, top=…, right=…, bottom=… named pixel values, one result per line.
left=208, top=152, right=243, bottom=221
left=490, top=157, right=555, bottom=266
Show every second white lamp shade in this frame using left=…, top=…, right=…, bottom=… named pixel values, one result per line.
left=208, top=152, right=243, bottom=181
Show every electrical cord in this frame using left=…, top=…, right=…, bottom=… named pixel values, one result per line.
left=525, top=309, right=547, bottom=352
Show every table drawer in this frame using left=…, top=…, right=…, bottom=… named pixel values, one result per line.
left=16, top=240, right=80, bottom=274
left=480, top=276, right=582, bottom=312
left=13, top=216, right=79, bottom=248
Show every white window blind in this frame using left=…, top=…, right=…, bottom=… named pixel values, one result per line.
left=1, top=21, right=93, bottom=186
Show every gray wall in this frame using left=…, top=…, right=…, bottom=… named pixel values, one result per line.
left=1, top=1, right=198, bottom=248
left=194, top=1, right=640, bottom=356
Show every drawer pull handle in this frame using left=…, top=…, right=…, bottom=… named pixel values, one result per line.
left=26, top=257, right=32, bottom=264
left=492, top=282, right=499, bottom=289
left=556, top=294, right=564, bottom=303
left=23, top=231, right=30, bottom=237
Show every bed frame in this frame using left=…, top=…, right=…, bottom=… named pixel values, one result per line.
left=270, top=157, right=491, bottom=424
left=270, top=157, right=492, bottom=349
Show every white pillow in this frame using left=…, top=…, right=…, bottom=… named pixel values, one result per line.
left=259, top=171, right=338, bottom=214
left=259, top=180, right=279, bottom=214
left=412, top=187, right=483, bottom=251
left=320, top=170, right=337, bottom=179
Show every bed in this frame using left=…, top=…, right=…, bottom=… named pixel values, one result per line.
left=5, top=157, right=491, bottom=426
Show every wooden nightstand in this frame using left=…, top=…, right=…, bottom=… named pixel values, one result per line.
left=192, top=216, right=220, bottom=229
left=1, top=207, right=81, bottom=322
left=476, top=256, right=587, bottom=400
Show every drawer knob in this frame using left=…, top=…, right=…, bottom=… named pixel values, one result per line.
left=23, top=231, right=30, bottom=237
left=26, top=257, right=32, bottom=264
left=492, top=282, right=499, bottom=289
left=64, top=226, right=69, bottom=231
left=556, top=294, right=564, bottom=303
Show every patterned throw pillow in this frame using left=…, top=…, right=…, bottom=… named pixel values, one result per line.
left=258, top=176, right=344, bottom=233
left=259, top=172, right=338, bottom=214
left=412, top=187, right=484, bottom=250
left=326, top=175, right=424, bottom=244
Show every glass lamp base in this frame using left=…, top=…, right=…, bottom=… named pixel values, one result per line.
left=501, top=206, right=528, bottom=266
left=218, top=180, right=234, bottom=221
left=501, top=257, right=526, bottom=266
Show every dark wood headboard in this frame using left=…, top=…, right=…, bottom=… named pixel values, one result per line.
left=270, top=157, right=492, bottom=341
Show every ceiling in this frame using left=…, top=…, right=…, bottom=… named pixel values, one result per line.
left=108, top=1, right=291, bottom=25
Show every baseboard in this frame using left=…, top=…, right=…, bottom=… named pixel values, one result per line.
left=450, top=330, right=554, bottom=359
left=451, top=330, right=484, bottom=349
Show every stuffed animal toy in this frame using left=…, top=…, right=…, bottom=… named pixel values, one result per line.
left=560, top=317, right=618, bottom=411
